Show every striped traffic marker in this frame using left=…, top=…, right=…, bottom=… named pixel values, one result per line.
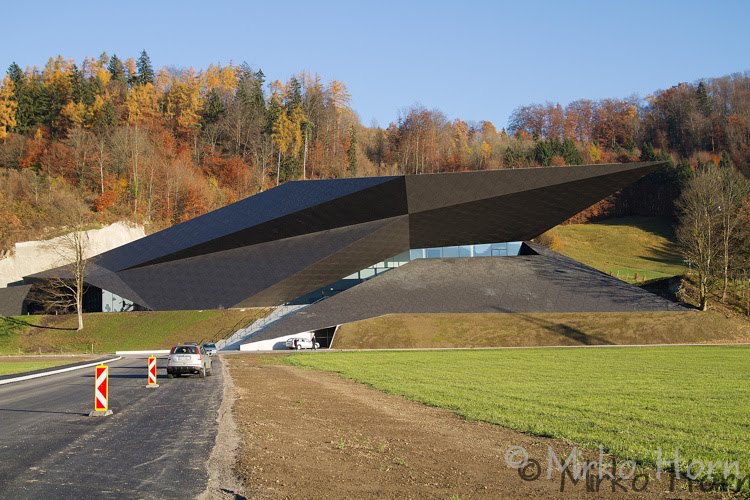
left=89, top=364, right=113, bottom=417
left=146, top=356, right=159, bottom=388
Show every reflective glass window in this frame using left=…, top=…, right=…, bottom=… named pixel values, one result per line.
left=443, top=246, right=459, bottom=258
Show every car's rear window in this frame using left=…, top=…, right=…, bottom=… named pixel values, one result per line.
left=204, top=343, right=216, bottom=348
left=171, top=346, right=198, bottom=354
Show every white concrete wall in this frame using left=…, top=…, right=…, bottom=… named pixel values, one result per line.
left=0, top=222, right=145, bottom=287
left=239, top=331, right=314, bottom=351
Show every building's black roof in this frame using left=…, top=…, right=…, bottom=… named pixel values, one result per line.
left=25, top=163, right=663, bottom=310
left=241, top=242, right=686, bottom=346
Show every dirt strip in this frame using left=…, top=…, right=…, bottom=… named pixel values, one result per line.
left=228, top=355, right=718, bottom=499
left=200, top=358, right=246, bottom=499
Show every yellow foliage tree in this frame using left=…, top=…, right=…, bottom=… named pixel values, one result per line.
left=327, top=80, right=351, bottom=112
left=126, top=83, right=159, bottom=125
left=272, top=110, right=294, bottom=185
left=588, top=143, right=602, bottom=162
left=124, top=58, right=137, bottom=83
left=220, top=65, right=237, bottom=94
left=0, top=76, right=17, bottom=140
left=289, top=106, right=305, bottom=157
left=41, top=55, right=73, bottom=84
left=480, top=141, right=492, bottom=167
left=60, top=101, right=86, bottom=129
left=201, top=64, right=238, bottom=97
left=165, top=69, right=202, bottom=131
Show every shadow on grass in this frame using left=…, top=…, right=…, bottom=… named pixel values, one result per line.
left=497, top=309, right=615, bottom=345
left=640, top=242, right=684, bottom=267
left=0, top=316, right=76, bottom=331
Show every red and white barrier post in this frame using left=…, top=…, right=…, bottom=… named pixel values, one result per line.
left=89, top=364, right=113, bottom=416
left=146, top=356, right=159, bottom=388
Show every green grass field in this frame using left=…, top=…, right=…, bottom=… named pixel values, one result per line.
left=287, top=347, right=750, bottom=482
left=333, top=311, right=750, bottom=349
left=0, top=308, right=267, bottom=354
left=548, top=216, right=685, bottom=283
left=0, top=360, right=75, bottom=375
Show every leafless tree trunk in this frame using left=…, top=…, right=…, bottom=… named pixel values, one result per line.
left=97, top=136, right=107, bottom=195
left=717, top=167, right=750, bottom=301
left=34, top=217, right=89, bottom=330
left=302, top=131, right=308, bottom=180
left=676, top=169, right=723, bottom=310
left=276, top=150, right=281, bottom=186
left=132, top=123, right=140, bottom=216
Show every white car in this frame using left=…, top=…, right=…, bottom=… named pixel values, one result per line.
left=285, top=337, right=320, bottom=350
left=167, top=343, right=212, bottom=378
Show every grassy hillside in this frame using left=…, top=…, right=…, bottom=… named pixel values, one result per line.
left=332, top=311, right=750, bottom=349
left=547, top=216, right=685, bottom=283
left=286, top=346, right=750, bottom=487
left=0, top=309, right=268, bottom=354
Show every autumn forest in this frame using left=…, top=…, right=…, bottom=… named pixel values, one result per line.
left=1, top=51, right=749, bottom=250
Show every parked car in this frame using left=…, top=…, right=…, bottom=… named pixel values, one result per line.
left=285, top=337, right=320, bottom=350
left=202, top=342, right=218, bottom=356
left=167, top=343, right=212, bottom=378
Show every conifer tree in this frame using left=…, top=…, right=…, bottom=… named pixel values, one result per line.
left=108, top=55, right=127, bottom=85
left=136, top=50, right=155, bottom=86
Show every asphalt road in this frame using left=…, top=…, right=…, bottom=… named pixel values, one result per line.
left=0, top=356, right=223, bottom=499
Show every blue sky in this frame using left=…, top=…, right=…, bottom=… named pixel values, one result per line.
left=3, top=0, right=748, bottom=129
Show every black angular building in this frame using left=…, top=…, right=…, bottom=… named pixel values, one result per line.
left=14, top=162, right=661, bottom=314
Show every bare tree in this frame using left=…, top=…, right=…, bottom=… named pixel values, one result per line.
left=676, top=168, right=723, bottom=310
left=33, top=217, right=89, bottom=330
left=717, top=166, right=750, bottom=301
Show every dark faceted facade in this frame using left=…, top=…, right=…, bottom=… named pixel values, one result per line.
left=239, top=242, right=685, bottom=347
left=24, top=162, right=661, bottom=311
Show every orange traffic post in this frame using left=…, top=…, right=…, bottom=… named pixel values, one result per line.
left=146, top=356, right=159, bottom=388
left=89, top=364, right=113, bottom=417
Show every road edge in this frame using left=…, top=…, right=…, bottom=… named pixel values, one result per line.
left=198, top=356, right=246, bottom=500
left=0, top=356, right=122, bottom=385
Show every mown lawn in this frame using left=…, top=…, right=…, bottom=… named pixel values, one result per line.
left=548, top=216, right=685, bottom=282
left=287, top=347, right=750, bottom=480
left=0, top=359, right=76, bottom=376
left=332, top=311, right=750, bottom=349
left=0, top=308, right=267, bottom=354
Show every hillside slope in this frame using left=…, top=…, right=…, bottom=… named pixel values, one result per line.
left=546, top=216, right=685, bottom=283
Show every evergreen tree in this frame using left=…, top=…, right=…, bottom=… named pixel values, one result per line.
left=236, top=63, right=265, bottom=113
left=560, top=138, right=583, bottom=165
left=718, top=150, right=733, bottom=170
left=201, top=89, right=225, bottom=125
left=533, top=140, right=554, bottom=166
left=69, top=64, right=85, bottom=103
left=7, top=62, right=23, bottom=87
left=255, top=69, right=265, bottom=86
left=97, top=52, right=109, bottom=68
left=136, top=50, right=155, bottom=86
left=108, top=55, right=127, bottom=85
left=12, top=71, right=46, bottom=133
left=287, top=76, right=302, bottom=111
left=640, top=142, right=656, bottom=161
left=696, top=81, right=711, bottom=116
left=92, top=99, right=117, bottom=133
